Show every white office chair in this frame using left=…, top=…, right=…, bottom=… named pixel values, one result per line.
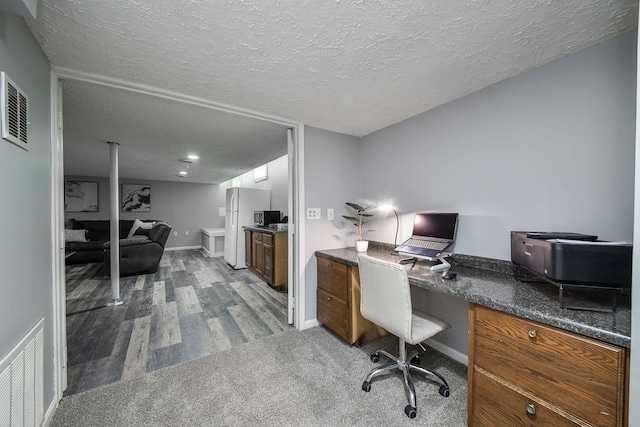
left=358, top=255, right=451, bottom=419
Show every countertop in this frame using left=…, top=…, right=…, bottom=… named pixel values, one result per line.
left=315, top=243, right=631, bottom=348
left=242, top=225, right=288, bottom=234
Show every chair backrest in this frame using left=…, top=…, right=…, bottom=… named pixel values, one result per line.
left=358, top=255, right=413, bottom=342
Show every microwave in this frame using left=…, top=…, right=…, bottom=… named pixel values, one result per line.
left=254, top=210, right=281, bottom=226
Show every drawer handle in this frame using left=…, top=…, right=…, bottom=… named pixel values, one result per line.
left=528, top=329, right=537, bottom=339
left=525, top=403, right=536, bottom=415
left=326, top=297, right=331, bottom=302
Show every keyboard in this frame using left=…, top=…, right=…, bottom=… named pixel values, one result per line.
left=404, top=239, right=448, bottom=250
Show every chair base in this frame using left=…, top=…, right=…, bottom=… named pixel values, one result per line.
left=361, top=339, right=450, bottom=418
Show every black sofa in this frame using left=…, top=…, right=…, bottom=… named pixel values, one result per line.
left=65, top=219, right=172, bottom=276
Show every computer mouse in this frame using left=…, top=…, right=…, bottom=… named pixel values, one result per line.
left=442, top=271, right=457, bottom=280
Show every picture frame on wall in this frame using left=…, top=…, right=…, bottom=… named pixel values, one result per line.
left=64, top=181, right=99, bottom=212
left=122, top=183, right=151, bottom=212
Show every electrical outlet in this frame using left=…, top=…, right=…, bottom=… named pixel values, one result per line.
left=327, top=208, right=334, bottom=220
left=307, top=208, right=321, bottom=220
left=173, top=231, right=178, bottom=236
left=185, top=230, right=189, bottom=236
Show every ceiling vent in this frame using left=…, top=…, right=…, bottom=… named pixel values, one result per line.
left=1, top=72, right=29, bottom=150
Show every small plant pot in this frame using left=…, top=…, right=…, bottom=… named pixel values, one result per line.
left=355, top=240, right=369, bottom=252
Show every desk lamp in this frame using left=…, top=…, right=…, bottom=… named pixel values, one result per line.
left=378, top=204, right=399, bottom=255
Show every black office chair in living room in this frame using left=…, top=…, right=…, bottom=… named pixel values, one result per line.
left=357, top=255, right=451, bottom=419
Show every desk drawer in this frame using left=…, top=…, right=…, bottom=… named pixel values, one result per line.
left=317, top=288, right=348, bottom=341
left=262, top=234, right=273, bottom=245
left=317, top=257, right=348, bottom=300
left=470, top=369, right=581, bottom=427
left=472, top=305, right=625, bottom=427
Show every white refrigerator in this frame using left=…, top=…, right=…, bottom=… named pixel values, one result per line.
left=224, top=187, right=271, bottom=269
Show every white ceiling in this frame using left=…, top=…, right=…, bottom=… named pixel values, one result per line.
left=25, top=0, right=638, bottom=184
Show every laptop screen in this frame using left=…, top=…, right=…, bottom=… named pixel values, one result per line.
left=412, top=213, right=459, bottom=240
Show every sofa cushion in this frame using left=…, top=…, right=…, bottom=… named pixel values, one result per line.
left=127, top=218, right=156, bottom=238
left=65, top=229, right=87, bottom=242
left=67, top=240, right=105, bottom=251
left=104, top=236, right=150, bottom=248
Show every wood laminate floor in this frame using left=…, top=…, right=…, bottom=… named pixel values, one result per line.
left=64, top=250, right=292, bottom=396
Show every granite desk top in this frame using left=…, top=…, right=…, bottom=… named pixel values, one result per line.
left=315, top=243, right=631, bottom=348
left=242, top=225, right=288, bottom=235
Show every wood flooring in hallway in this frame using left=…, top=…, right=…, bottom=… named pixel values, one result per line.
left=64, top=250, right=292, bottom=396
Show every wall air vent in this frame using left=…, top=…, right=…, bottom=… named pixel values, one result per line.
left=1, top=72, right=29, bottom=150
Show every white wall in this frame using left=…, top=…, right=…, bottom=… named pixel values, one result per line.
left=64, top=176, right=222, bottom=248
left=0, top=9, right=55, bottom=413
left=219, top=154, right=289, bottom=216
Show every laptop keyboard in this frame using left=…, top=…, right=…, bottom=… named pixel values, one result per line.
left=404, top=239, right=448, bottom=250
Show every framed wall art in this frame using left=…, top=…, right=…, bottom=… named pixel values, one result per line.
left=122, top=183, right=151, bottom=212
left=64, top=181, right=98, bottom=212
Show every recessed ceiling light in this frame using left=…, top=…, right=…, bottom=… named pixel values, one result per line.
left=187, top=154, right=199, bottom=160
left=179, top=171, right=187, bottom=175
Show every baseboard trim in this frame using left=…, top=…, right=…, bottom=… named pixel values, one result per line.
left=165, top=246, right=201, bottom=252
left=44, top=397, right=58, bottom=427
left=424, top=338, right=468, bottom=366
left=303, top=320, right=468, bottom=366
left=302, top=318, right=321, bottom=330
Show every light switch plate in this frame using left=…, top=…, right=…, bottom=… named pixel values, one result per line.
left=219, top=207, right=225, bottom=216
left=307, top=208, right=321, bottom=220
left=327, top=208, right=334, bottom=220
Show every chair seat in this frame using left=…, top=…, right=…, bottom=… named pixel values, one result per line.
left=410, top=309, right=451, bottom=345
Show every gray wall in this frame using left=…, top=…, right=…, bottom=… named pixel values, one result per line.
left=0, top=10, right=55, bottom=412
left=304, top=32, right=637, bottom=359
left=304, top=127, right=361, bottom=321
left=362, top=32, right=636, bottom=260
left=357, top=32, right=637, bottom=356
left=64, top=176, right=222, bottom=248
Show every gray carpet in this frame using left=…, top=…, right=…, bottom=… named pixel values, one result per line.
left=49, top=326, right=468, bottom=426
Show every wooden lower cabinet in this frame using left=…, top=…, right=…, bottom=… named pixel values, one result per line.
left=245, top=229, right=288, bottom=290
left=316, top=257, right=387, bottom=346
left=468, top=303, right=629, bottom=427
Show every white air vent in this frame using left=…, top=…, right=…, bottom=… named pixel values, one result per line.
left=0, top=318, right=44, bottom=427
left=1, top=72, right=29, bottom=150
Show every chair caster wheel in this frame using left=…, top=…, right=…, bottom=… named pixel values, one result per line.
left=362, top=381, right=371, bottom=392
left=439, top=384, right=450, bottom=397
left=404, top=405, right=417, bottom=418
left=370, top=353, right=379, bottom=363
left=411, top=355, right=420, bottom=366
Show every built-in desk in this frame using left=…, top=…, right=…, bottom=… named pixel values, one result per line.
left=315, top=244, right=630, bottom=347
left=315, top=243, right=631, bottom=426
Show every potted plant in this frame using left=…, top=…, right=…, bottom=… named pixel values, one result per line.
left=343, top=202, right=375, bottom=252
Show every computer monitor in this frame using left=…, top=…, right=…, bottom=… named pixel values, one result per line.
left=412, top=212, right=458, bottom=240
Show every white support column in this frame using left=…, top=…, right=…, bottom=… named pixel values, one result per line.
left=108, top=141, right=123, bottom=306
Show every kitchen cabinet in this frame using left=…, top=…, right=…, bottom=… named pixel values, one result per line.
left=316, top=257, right=387, bottom=346
left=467, top=303, right=629, bottom=427
left=245, top=228, right=288, bottom=291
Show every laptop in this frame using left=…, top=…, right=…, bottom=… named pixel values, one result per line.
left=395, top=212, right=459, bottom=258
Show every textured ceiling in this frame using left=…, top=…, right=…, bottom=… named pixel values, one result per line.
left=25, top=0, right=638, bottom=183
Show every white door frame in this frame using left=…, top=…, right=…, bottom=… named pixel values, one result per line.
left=50, top=70, right=67, bottom=400
left=49, top=68, right=307, bottom=396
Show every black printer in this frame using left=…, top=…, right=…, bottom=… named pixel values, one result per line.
left=510, top=231, right=632, bottom=288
